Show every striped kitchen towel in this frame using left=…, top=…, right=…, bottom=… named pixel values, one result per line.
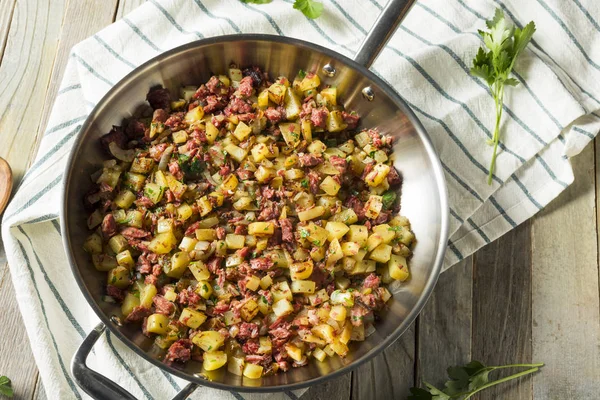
left=2, top=0, right=600, bottom=398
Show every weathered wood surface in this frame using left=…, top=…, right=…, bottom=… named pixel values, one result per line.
left=0, top=1, right=599, bottom=400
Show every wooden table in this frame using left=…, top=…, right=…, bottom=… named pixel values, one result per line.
left=1, top=1, right=599, bottom=399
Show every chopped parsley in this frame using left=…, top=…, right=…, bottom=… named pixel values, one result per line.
left=388, top=226, right=403, bottom=232
left=300, top=229, right=309, bottom=238
left=298, top=69, right=307, bottom=79
left=301, top=179, right=309, bottom=188
left=382, top=191, right=397, bottom=210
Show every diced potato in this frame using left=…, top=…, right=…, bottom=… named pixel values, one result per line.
left=203, top=351, right=227, bottom=371
left=224, top=143, right=248, bottom=163
left=245, top=275, right=261, bottom=291
left=121, top=292, right=140, bottom=317
left=366, top=233, right=383, bottom=252
left=300, top=223, right=328, bottom=247
left=157, top=218, right=174, bottom=233
left=283, top=168, right=304, bottom=181
left=258, top=89, right=269, bottom=109
left=313, top=347, right=327, bottom=362
left=369, top=243, right=392, bottom=263
left=116, top=250, right=135, bottom=269
left=196, top=280, right=213, bottom=299
left=130, top=157, right=155, bottom=174
left=301, top=119, right=312, bottom=142
left=205, top=121, right=219, bottom=144
left=225, top=234, right=245, bottom=249
left=185, top=106, right=205, bottom=124
left=352, top=260, right=376, bottom=275
left=140, top=284, right=157, bottom=308
left=248, top=222, right=275, bottom=236
left=341, top=242, right=360, bottom=257
left=84, top=233, right=103, bottom=254
left=176, top=203, right=194, bottom=221
left=243, top=363, right=263, bottom=379
left=271, top=280, right=293, bottom=302
left=339, top=321, right=353, bottom=344
left=364, top=163, right=390, bottom=187
left=179, top=236, right=198, bottom=252
left=308, top=289, right=330, bottom=306
left=240, top=299, right=259, bottom=322
left=312, top=324, right=334, bottom=343
left=195, top=228, right=217, bottom=241
left=167, top=251, right=190, bottom=278
left=279, top=122, right=301, bottom=148
left=144, top=182, right=164, bottom=204
left=298, top=73, right=320, bottom=92
left=320, top=87, right=337, bottom=105
left=331, top=339, right=349, bottom=356
left=114, top=190, right=136, bottom=209
left=347, top=225, right=368, bottom=246
left=108, top=266, right=130, bottom=289
left=320, top=176, right=341, bottom=196
left=226, top=254, right=244, bottom=268
left=196, top=196, right=212, bottom=216
left=330, top=208, right=358, bottom=225
left=268, top=83, right=286, bottom=105
left=196, top=216, right=220, bottom=228
left=341, top=257, right=356, bottom=273
left=224, top=310, right=241, bottom=326
left=284, top=88, right=302, bottom=120
left=325, top=222, right=350, bottom=241
left=364, top=195, right=383, bottom=219
left=189, top=261, right=210, bottom=281
left=291, top=280, right=316, bottom=294
left=146, top=314, right=170, bottom=335
left=326, top=110, right=347, bottom=132
left=272, top=298, right=294, bottom=317
left=251, top=143, right=270, bottom=162
left=257, top=295, right=271, bottom=315
left=229, top=67, right=243, bottom=82
left=233, top=121, right=252, bottom=141
left=290, top=261, right=313, bottom=281
left=125, top=210, right=144, bottom=228
left=124, top=172, right=147, bottom=191
left=330, top=290, right=354, bottom=307
left=93, top=254, right=117, bottom=271
left=399, top=229, right=415, bottom=247
left=257, top=336, right=272, bottom=354
left=233, top=196, right=253, bottom=211
left=228, top=356, right=245, bottom=376
left=192, top=331, right=225, bottom=351
left=179, top=308, right=207, bottom=329
left=259, top=275, right=273, bottom=289
left=372, top=224, right=396, bottom=244
left=307, top=140, right=326, bottom=155
left=172, top=130, right=188, bottom=144
left=389, top=254, right=410, bottom=281
left=298, top=206, right=325, bottom=222
left=326, top=238, right=344, bottom=267
left=285, top=344, right=303, bottom=362
left=165, top=172, right=187, bottom=198
left=330, top=304, right=347, bottom=322
left=254, top=165, right=276, bottom=183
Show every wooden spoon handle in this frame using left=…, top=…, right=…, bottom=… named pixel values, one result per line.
left=0, top=158, right=13, bottom=215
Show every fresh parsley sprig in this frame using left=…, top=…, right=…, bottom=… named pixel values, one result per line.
left=0, top=376, right=13, bottom=398
left=408, top=360, right=543, bottom=400
left=240, top=0, right=323, bottom=19
left=470, top=9, right=535, bottom=185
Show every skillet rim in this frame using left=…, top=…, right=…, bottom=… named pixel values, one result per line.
left=61, top=33, right=449, bottom=393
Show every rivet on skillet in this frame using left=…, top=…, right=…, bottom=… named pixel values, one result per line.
left=110, top=315, right=123, bottom=326
left=322, top=63, right=336, bottom=77
left=362, top=86, right=375, bottom=101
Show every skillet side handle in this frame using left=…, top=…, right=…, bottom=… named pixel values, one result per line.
left=72, top=322, right=199, bottom=400
left=353, top=0, right=417, bottom=68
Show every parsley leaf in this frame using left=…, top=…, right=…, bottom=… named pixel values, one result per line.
left=0, top=376, right=13, bottom=398
left=381, top=191, right=397, bottom=210
left=470, top=8, right=535, bottom=185
left=293, top=0, right=324, bottom=19
left=408, top=360, right=543, bottom=400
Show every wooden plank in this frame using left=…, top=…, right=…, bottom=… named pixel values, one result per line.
left=531, top=144, right=600, bottom=398
left=303, top=372, right=351, bottom=400
left=32, top=0, right=119, bottom=167
left=0, top=0, right=16, bottom=61
left=32, top=374, right=47, bottom=400
left=472, top=221, right=533, bottom=399
left=0, top=261, right=40, bottom=399
left=351, top=324, right=416, bottom=400
left=115, top=0, right=146, bottom=20
left=416, top=257, right=473, bottom=388
left=0, top=0, right=67, bottom=185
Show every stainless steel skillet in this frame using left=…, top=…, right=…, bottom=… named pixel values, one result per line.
left=61, top=0, right=449, bottom=397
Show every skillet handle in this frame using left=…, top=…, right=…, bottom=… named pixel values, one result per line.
left=72, top=322, right=199, bottom=400
left=354, top=0, right=417, bottom=68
